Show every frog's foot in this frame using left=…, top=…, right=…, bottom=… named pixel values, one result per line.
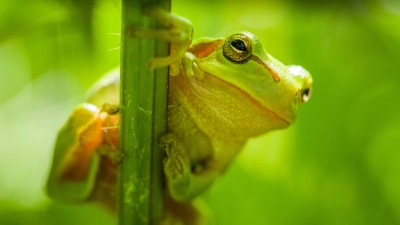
left=160, top=133, right=191, bottom=202
left=125, top=4, right=193, bottom=72
left=101, top=103, right=119, bottom=115
left=97, top=103, right=121, bottom=164
left=97, top=146, right=124, bottom=165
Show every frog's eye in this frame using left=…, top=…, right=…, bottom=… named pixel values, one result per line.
left=223, top=34, right=252, bottom=63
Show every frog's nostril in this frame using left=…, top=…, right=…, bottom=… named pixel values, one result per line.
left=301, top=88, right=312, bottom=103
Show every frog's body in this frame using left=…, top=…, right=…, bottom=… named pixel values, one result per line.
left=46, top=5, right=312, bottom=224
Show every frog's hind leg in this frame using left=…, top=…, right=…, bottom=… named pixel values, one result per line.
left=57, top=104, right=104, bottom=182
left=47, top=103, right=104, bottom=201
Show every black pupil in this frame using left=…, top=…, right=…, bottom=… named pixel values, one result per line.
left=231, top=39, right=246, bottom=51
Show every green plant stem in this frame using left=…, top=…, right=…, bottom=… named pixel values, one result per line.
left=118, top=0, right=170, bottom=224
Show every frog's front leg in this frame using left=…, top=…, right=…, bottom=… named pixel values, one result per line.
left=160, top=134, right=219, bottom=202
left=126, top=4, right=193, bottom=75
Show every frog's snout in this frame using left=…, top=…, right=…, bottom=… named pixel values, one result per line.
left=287, top=65, right=313, bottom=104
left=300, top=86, right=312, bottom=103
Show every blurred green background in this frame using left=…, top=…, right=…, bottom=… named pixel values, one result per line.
left=1, top=0, right=400, bottom=224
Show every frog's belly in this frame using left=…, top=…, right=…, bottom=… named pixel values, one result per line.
left=167, top=83, right=213, bottom=166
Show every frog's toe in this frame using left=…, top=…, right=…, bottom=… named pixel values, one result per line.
left=147, top=57, right=163, bottom=70
left=147, top=56, right=182, bottom=71
left=159, top=133, right=177, bottom=154
left=109, top=151, right=124, bottom=165
left=97, top=147, right=124, bottom=165
left=164, top=156, right=184, bottom=180
left=160, top=133, right=190, bottom=181
left=101, top=103, right=119, bottom=115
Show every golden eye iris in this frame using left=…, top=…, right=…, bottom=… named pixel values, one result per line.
left=223, top=34, right=252, bottom=63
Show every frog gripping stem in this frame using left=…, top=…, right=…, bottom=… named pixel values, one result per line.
left=125, top=4, right=193, bottom=71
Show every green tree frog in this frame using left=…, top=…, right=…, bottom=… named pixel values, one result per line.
left=47, top=5, right=312, bottom=223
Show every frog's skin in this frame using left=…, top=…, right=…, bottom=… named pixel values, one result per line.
left=46, top=5, right=312, bottom=223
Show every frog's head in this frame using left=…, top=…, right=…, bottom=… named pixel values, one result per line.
left=195, top=31, right=312, bottom=131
